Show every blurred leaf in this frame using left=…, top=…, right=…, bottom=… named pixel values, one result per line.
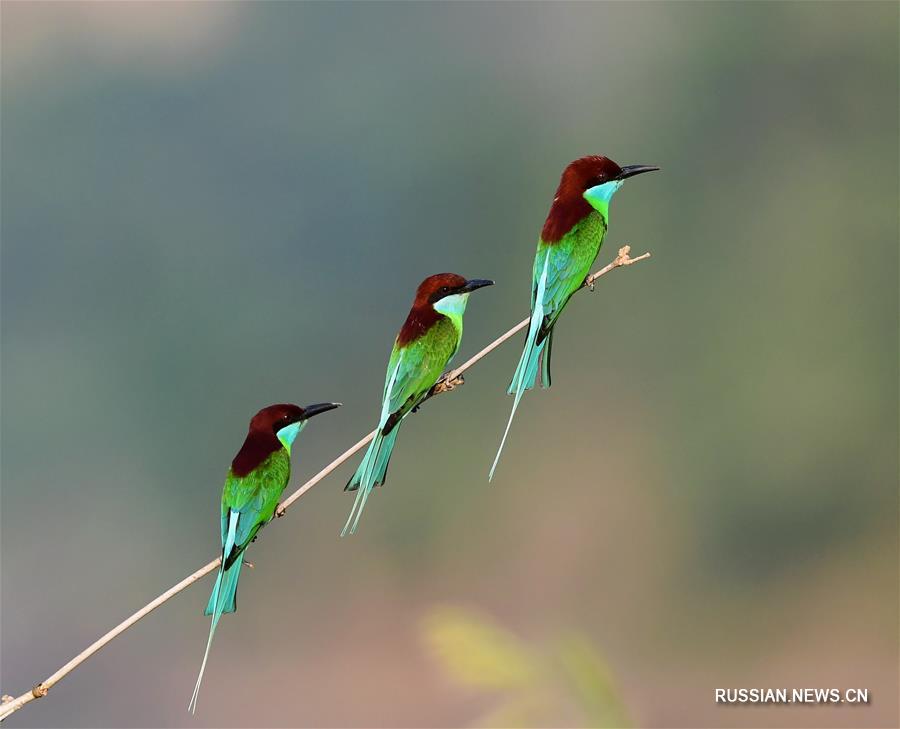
left=422, top=607, right=632, bottom=728
left=555, top=633, right=631, bottom=728
left=421, top=606, right=540, bottom=690
left=476, top=693, right=554, bottom=728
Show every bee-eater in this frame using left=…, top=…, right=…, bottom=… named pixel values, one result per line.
left=189, top=401, right=340, bottom=713
left=489, top=156, right=658, bottom=480
left=343, top=273, right=493, bottom=536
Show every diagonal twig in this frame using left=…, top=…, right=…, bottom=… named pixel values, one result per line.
left=0, top=245, right=649, bottom=722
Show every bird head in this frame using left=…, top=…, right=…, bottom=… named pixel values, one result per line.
left=558, top=156, right=659, bottom=214
left=251, top=402, right=341, bottom=450
left=541, top=156, right=658, bottom=243
left=414, top=273, right=494, bottom=319
left=556, top=155, right=657, bottom=211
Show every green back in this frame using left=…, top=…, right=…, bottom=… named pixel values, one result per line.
left=381, top=317, right=461, bottom=429
left=221, top=448, right=291, bottom=559
left=533, top=210, right=607, bottom=329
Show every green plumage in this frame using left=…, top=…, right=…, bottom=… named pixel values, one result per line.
left=490, top=210, right=608, bottom=482
left=489, top=156, right=657, bottom=480
left=343, top=310, right=463, bottom=536
left=383, top=317, right=462, bottom=425
left=188, top=401, right=338, bottom=714
left=218, top=450, right=290, bottom=573
left=190, top=449, right=291, bottom=714
left=527, top=211, right=607, bottom=375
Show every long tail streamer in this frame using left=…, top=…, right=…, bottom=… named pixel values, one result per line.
left=189, top=512, right=243, bottom=714
left=489, top=251, right=553, bottom=482
left=342, top=428, right=399, bottom=536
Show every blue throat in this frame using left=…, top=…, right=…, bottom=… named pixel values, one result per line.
left=583, top=180, right=622, bottom=218
left=432, top=292, right=469, bottom=332
left=276, top=421, right=306, bottom=453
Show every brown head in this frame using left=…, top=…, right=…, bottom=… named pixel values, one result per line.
left=397, top=273, right=494, bottom=346
left=541, top=156, right=658, bottom=243
left=231, top=402, right=341, bottom=476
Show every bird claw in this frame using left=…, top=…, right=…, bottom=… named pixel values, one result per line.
left=275, top=503, right=286, bottom=518
left=432, top=373, right=464, bottom=396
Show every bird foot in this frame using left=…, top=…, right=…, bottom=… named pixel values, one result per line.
left=275, top=502, right=286, bottom=518
left=431, top=372, right=464, bottom=397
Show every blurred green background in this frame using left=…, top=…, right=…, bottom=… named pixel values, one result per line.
left=1, top=2, right=897, bottom=727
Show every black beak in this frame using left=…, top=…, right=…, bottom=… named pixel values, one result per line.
left=301, top=402, right=341, bottom=419
left=460, top=278, right=494, bottom=293
left=616, top=165, right=660, bottom=180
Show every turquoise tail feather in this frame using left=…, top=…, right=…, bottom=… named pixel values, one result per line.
left=189, top=523, right=244, bottom=713
left=505, top=324, right=551, bottom=395
left=491, top=248, right=557, bottom=482
left=490, top=307, right=552, bottom=482
left=203, top=557, right=242, bottom=616
left=540, top=328, right=553, bottom=389
left=342, top=427, right=399, bottom=536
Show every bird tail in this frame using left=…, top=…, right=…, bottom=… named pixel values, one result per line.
left=489, top=307, right=552, bottom=482
left=189, top=551, right=244, bottom=713
left=342, top=426, right=400, bottom=536
left=203, top=556, right=242, bottom=616
left=506, top=324, right=553, bottom=395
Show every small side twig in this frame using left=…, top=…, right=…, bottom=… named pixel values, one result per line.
left=0, top=245, right=650, bottom=722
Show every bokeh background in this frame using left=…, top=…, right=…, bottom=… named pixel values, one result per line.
left=1, top=2, right=897, bottom=728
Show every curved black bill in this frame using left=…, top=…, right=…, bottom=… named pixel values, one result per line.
left=616, top=165, right=660, bottom=180
left=301, top=402, right=342, bottom=419
left=461, top=279, right=495, bottom=293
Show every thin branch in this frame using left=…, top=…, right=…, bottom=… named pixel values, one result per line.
left=0, top=245, right=649, bottom=722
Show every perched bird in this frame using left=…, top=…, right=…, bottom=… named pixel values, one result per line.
left=489, top=156, right=658, bottom=480
left=189, top=401, right=340, bottom=714
left=343, top=273, right=493, bottom=536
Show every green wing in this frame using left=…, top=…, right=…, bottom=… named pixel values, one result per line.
left=533, top=211, right=607, bottom=336
left=380, top=322, right=459, bottom=433
left=220, top=449, right=290, bottom=567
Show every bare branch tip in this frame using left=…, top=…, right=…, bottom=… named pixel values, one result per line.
left=612, top=245, right=635, bottom=267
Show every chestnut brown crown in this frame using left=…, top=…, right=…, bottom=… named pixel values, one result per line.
left=541, top=155, right=658, bottom=243
left=249, top=403, right=307, bottom=435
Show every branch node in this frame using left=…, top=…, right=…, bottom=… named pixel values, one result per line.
left=31, top=684, right=47, bottom=699
left=2, top=695, right=14, bottom=704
